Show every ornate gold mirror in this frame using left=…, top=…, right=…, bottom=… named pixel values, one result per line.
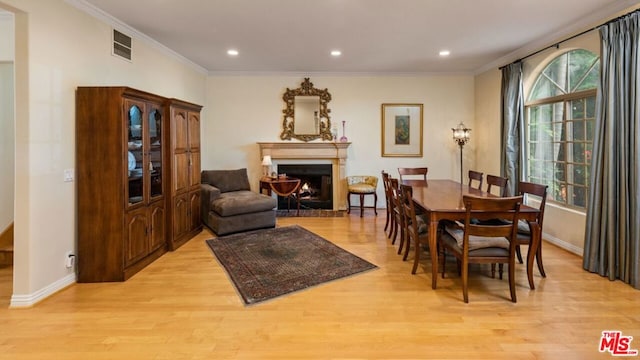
left=280, top=78, right=333, bottom=141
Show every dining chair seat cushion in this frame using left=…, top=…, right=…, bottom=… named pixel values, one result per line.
left=440, top=233, right=510, bottom=257
left=517, top=219, right=531, bottom=234
left=444, top=224, right=510, bottom=251
left=416, top=214, right=428, bottom=234
left=348, top=183, right=376, bottom=193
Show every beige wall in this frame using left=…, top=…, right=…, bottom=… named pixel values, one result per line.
left=204, top=75, right=476, bottom=201
left=0, top=13, right=14, bottom=233
left=0, top=0, right=207, bottom=306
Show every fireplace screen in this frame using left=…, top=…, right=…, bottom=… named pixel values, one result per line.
left=276, top=164, right=332, bottom=210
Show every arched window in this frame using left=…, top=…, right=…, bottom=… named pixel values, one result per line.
left=525, top=49, right=599, bottom=208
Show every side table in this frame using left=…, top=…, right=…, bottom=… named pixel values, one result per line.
left=259, top=176, right=301, bottom=215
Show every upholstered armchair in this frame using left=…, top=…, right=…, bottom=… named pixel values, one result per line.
left=201, top=168, right=277, bottom=235
left=346, top=175, right=378, bottom=217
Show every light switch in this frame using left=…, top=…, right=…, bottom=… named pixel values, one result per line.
left=64, top=169, right=74, bottom=182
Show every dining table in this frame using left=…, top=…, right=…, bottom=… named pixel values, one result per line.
left=401, top=179, right=542, bottom=290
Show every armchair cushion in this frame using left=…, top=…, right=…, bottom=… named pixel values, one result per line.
left=212, top=190, right=278, bottom=217
left=347, top=176, right=378, bottom=193
left=201, top=168, right=250, bottom=193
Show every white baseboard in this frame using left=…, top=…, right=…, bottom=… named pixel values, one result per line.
left=542, top=232, right=583, bottom=256
left=10, top=273, right=76, bottom=308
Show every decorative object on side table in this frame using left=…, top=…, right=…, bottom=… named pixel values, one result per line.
left=339, top=120, right=348, bottom=142
left=452, top=122, right=471, bottom=184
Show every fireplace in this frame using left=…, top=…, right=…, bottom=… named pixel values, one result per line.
left=277, top=164, right=332, bottom=210
left=257, top=142, right=351, bottom=211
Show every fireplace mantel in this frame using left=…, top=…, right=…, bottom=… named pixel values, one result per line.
left=258, top=142, right=351, bottom=210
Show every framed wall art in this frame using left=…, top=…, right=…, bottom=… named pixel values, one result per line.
left=381, top=103, right=423, bottom=157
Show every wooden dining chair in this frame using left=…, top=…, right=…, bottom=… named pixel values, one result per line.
left=468, top=170, right=483, bottom=190
left=486, top=174, right=509, bottom=197
left=398, top=167, right=428, bottom=182
left=399, top=184, right=431, bottom=265
left=381, top=171, right=394, bottom=236
left=516, top=181, right=548, bottom=279
left=439, top=195, right=523, bottom=303
left=390, top=178, right=405, bottom=249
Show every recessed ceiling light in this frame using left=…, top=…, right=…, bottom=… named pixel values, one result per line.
left=227, top=49, right=239, bottom=56
left=330, top=50, right=342, bottom=57
left=439, top=50, right=451, bottom=57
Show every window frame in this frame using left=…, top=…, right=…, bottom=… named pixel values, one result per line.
left=524, top=50, right=598, bottom=210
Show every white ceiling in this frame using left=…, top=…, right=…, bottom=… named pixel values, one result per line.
left=80, top=0, right=637, bottom=74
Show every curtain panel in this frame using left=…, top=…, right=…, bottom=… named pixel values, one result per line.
left=583, top=12, right=640, bottom=289
left=500, top=62, right=525, bottom=197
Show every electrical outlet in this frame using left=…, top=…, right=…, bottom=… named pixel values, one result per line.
left=64, top=169, right=74, bottom=182
left=65, top=252, right=75, bottom=269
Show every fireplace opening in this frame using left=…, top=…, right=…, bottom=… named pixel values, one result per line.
left=276, top=164, right=332, bottom=210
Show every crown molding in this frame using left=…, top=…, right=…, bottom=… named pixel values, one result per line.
left=65, top=0, right=208, bottom=75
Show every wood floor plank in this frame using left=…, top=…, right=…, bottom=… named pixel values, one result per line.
left=0, top=215, right=638, bottom=359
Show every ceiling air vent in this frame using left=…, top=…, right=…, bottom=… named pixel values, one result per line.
left=112, top=29, right=132, bottom=61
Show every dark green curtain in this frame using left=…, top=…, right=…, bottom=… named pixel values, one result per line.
left=583, top=12, right=640, bottom=289
left=500, top=62, right=525, bottom=196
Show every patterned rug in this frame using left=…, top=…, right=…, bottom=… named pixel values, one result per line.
left=205, top=225, right=377, bottom=305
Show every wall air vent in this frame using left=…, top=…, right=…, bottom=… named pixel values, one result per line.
left=112, top=29, right=132, bottom=61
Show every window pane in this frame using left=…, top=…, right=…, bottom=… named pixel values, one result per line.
left=530, top=76, right=564, bottom=100
left=572, top=164, right=588, bottom=185
left=572, top=120, right=585, bottom=141
left=572, top=142, right=585, bottom=163
left=569, top=50, right=598, bottom=91
left=569, top=99, right=585, bottom=120
left=543, top=54, right=568, bottom=93
left=586, top=119, right=594, bottom=141
left=576, top=64, right=600, bottom=91
left=571, top=186, right=587, bottom=207
left=586, top=96, right=596, bottom=118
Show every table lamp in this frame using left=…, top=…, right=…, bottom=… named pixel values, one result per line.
left=261, top=155, right=272, bottom=177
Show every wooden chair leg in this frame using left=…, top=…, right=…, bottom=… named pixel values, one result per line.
left=462, top=260, right=469, bottom=303
left=373, top=193, right=378, bottom=215
left=347, top=192, right=352, bottom=214
left=387, top=213, right=395, bottom=239
left=402, top=230, right=411, bottom=260
left=359, top=193, right=364, bottom=217
left=509, top=261, right=517, bottom=303
left=516, top=245, right=523, bottom=264
left=536, top=244, right=546, bottom=277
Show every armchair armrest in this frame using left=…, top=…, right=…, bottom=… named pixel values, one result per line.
left=201, top=183, right=221, bottom=219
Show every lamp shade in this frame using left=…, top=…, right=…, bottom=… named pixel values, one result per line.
left=452, top=122, right=471, bottom=146
left=261, top=155, right=272, bottom=166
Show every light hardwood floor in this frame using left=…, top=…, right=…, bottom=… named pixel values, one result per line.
left=0, top=215, right=638, bottom=359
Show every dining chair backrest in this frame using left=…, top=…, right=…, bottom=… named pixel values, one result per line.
left=462, top=195, right=522, bottom=240
left=517, top=181, right=548, bottom=226
left=486, top=174, right=509, bottom=197
left=399, top=184, right=420, bottom=246
left=398, top=167, right=428, bottom=182
left=468, top=170, right=484, bottom=190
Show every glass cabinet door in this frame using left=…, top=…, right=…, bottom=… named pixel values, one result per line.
left=148, top=106, right=163, bottom=199
left=126, top=99, right=145, bottom=205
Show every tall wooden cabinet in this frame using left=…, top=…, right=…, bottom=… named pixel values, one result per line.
left=76, top=87, right=203, bottom=282
left=167, top=99, right=203, bottom=250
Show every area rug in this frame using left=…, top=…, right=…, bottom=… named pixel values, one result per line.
left=205, top=225, right=377, bottom=305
